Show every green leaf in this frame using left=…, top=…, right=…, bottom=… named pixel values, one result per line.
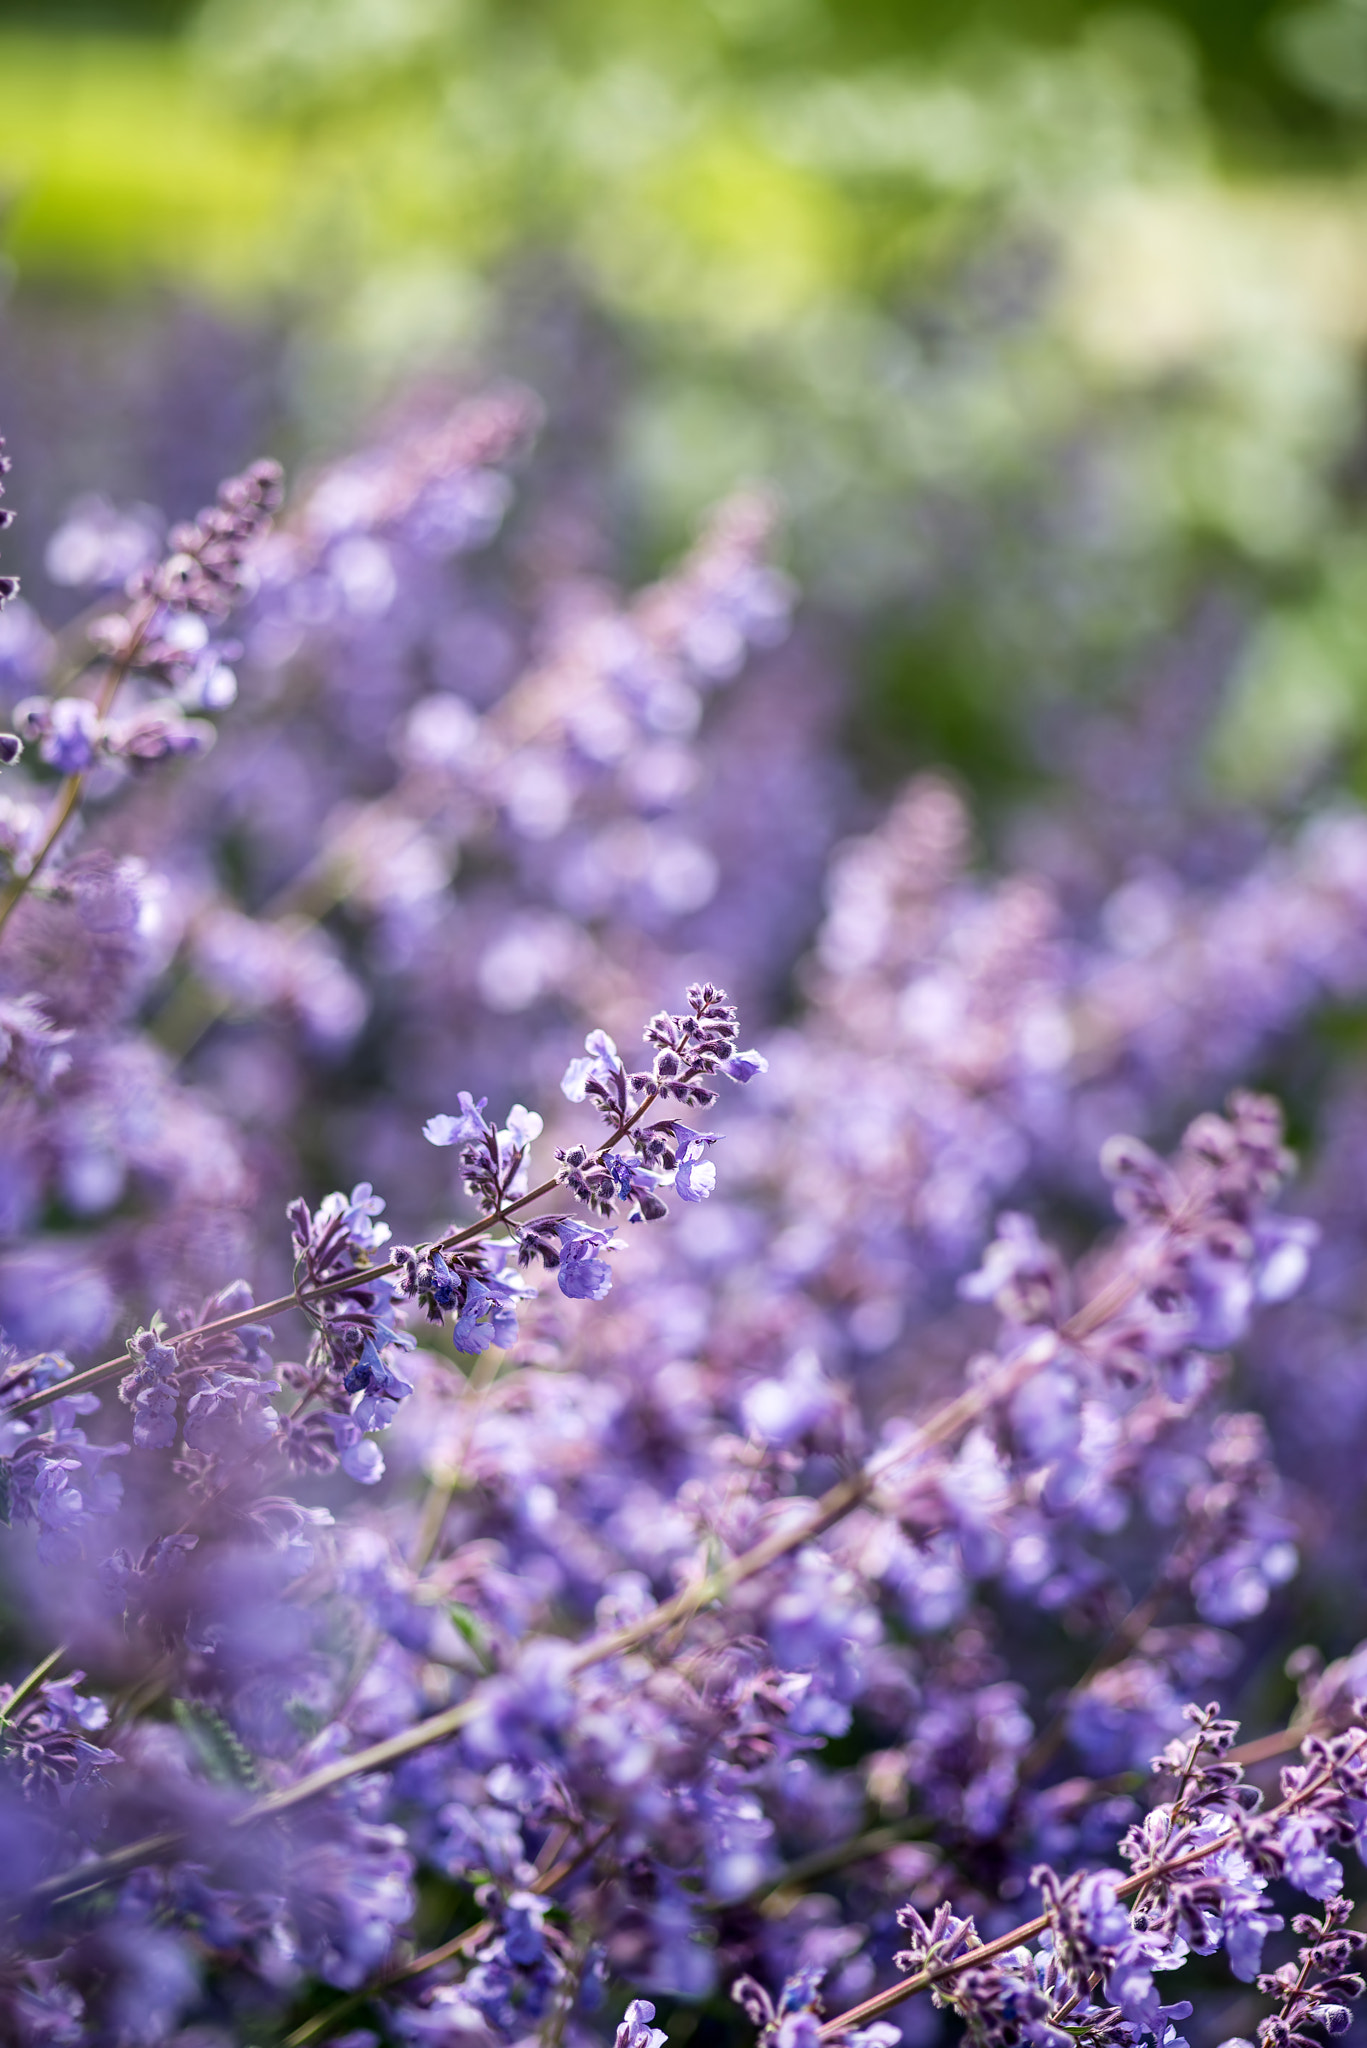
left=170, top=1698, right=260, bottom=1789
left=448, top=1602, right=490, bottom=1664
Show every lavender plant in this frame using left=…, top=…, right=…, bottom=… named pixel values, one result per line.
left=2, top=397, right=1367, bottom=2048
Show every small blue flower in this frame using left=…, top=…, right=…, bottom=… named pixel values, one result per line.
left=551, top=1220, right=622, bottom=1300
left=722, top=1046, right=767, bottom=1083
left=452, top=1279, right=499, bottom=1355
left=423, top=1092, right=491, bottom=1147
left=674, top=1136, right=718, bottom=1202
left=344, top=1337, right=415, bottom=1431
left=616, top=1999, right=669, bottom=2048
left=325, top=1413, right=385, bottom=1485
left=561, top=1028, right=623, bottom=1103
left=559, top=1243, right=613, bottom=1300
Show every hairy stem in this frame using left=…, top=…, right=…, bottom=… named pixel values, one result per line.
left=0, top=1643, right=67, bottom=1726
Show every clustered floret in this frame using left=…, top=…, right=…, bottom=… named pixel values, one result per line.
left=12, top=458, right=282, bottom=779
left=414, top=984, right=763, bottom=1328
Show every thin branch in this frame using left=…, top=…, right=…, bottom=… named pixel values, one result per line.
left=31, top=1689, right=1321, bottom=1924
left=31, top=1831, right=186, bottom=1906
left=244, top=1353, right=1049, bottom=1826
left=1230, top=1724, right=1310, bottom=1766
left=3, top=1090, right=658, bottom=1422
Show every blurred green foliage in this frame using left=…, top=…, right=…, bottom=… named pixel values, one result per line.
left=0, top=0, right=196, bottom=26
left=5, top=0, right=1367, bottom=807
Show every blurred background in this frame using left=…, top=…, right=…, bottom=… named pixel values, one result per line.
left=7, top=0, right=1367, bottom=820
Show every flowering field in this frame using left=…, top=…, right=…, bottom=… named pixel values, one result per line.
left=5, top=2, right=1367, bottom=2045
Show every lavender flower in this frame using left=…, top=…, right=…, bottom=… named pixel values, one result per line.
left=6, top=380, right=1367, bottom=2048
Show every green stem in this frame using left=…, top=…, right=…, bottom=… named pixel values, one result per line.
left=0, top=1643, right=67, bottom=1725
